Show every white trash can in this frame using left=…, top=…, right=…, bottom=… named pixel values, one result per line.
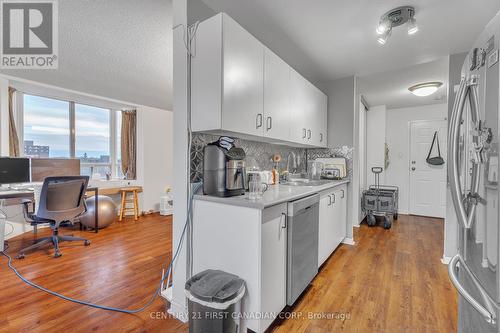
left=185, top=269, right=246, bottom=333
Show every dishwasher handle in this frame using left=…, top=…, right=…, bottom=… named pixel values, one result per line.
left=288, top=194, right=320, bottom=216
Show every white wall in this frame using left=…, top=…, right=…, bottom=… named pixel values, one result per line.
left=137, top=106, right=173, bottom=212
left=0, top=77, right=173, bottom=239
left=384, top=104, right=447, bottom=214
left=366, top=105, right=386, bottom=185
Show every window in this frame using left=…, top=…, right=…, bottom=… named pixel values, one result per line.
left=23, top=95, right=70, bottom=158
left=21, top=93, right=128, bottom=180
left=75, top=103, right=111, bottom=178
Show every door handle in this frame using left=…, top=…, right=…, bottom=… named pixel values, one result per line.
left=302, top=128, right=307, bottom=139
left=340, top=190, right=344, bottom=198
left=331, top=193, right=336, bottom=204
left=307, top=129, right=311, bottom=139
left=266, top=116, right=272, bottom=131
left=448, top=254, right=497, bottom=324
left=256, top=114, right=263, bottom=129
left=320, top=133, right=323, bottom=142
left=328, top=195, right=332, bottom=206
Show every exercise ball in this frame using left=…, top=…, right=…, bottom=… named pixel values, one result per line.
left=80, top=195, right=117, bottom=229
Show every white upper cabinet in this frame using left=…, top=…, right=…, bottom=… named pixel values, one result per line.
left=191, top=13, right=327, bottom=147
left=290, top=69, right=328, bottom=147
left=290, top=69, right=311, bottom=143
left=263, top=48, right=291, bottom=141
left=191, top=13, right=264, bottom=136
left=222, top=15, right=264, bottom=137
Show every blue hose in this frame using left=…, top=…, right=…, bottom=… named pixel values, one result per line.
left=0, top=183, right=200, bottom=314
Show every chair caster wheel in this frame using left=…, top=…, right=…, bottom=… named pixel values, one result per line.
left=17, top=254, right=25, bottom=259
left=84, top=240, right=91, bottom=246
left=54, top=252, right=62, bottom=258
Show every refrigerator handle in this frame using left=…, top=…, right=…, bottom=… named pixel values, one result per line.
left=448, top=78, right=474, bottom=229
left=448, top=254, right=497, bottom=325
left=465, top=79, right=482, bottom=227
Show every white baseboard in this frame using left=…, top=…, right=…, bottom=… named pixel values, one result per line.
left=342, top=237, right=355, bottom=245
left=167, top=297, right=189, bottom=323
left=441, top=256, right=451, bottom=265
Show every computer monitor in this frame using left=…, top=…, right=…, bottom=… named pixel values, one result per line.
left=0, top=157, right=30, bottom=184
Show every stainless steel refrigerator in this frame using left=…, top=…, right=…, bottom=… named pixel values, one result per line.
left=448, top=11, right=500, bottom=333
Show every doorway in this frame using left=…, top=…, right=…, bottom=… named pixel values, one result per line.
left=409, top=120, right=447, bottom=218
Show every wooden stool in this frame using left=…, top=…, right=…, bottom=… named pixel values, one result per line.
left=118, top=187, right=141, bottom=221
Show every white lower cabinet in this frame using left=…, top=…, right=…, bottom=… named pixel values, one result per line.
left=260, top=205, right=287, bottom=331
left=318, top=185, right=347, bottom=268
left=192, top=200, right=287, bottom=333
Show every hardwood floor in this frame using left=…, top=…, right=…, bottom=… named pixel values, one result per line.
left=271, top=215, right=457, bottom=333
left=0, top=214, right=456, bottom=333
left=0, top=215, right=188, bottom=333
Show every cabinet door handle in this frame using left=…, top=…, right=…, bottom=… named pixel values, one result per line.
left=328, top=195, right=332, bottom=206
left=307, top=129, right=311, bottom=139
left=266, top=116, right=272, bottom=131
left=302, top=128, right=307, bottom=139
left=320, top=133, right=323, bottom=142
left=331, top=193, right=336, bottom=204
left=281, top=213, right=287, bottom=229
left=341, top=190, right=344, bottom=198
left=256, top=114, right=263, bottom=129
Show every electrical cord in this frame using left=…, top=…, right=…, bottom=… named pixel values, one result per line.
left=0, top=22, right=202, bottom=315
left=0, top=183, right=202, bottom=314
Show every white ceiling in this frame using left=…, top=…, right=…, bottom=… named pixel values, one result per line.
left=357, top=57, right=449, bottom=109
left=200, top=0, right=500, bottom=85
left=0, top=0, right=172, bottom=110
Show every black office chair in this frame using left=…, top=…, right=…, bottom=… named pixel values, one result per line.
left=18, top=176, right=91, bottom=259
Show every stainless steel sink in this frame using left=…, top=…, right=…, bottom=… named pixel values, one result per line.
left=281, top=179, right=331, bottom=186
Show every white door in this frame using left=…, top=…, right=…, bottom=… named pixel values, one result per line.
left=263, top=48, right=290, bottom=141
left=222, top=15, right=264, bottom=136
left=409, top=120, right=447, bottom=218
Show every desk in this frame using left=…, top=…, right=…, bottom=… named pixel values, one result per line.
left=0, top=185, right=143, bottom=236
left=0, top=186, right=100, bottom=233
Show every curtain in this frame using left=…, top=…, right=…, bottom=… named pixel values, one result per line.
left=8, top=87, right=20, bottom=157
left=121, top=110, right=137, bottom=179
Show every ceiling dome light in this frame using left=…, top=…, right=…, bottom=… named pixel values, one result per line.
left=377, top=28, right=391, bottom=45
left=407, top=16, right=418, bottom=35
left=408, top=82, right=443, bottom=97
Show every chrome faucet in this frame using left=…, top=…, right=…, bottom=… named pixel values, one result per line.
left=286, top=151, right=297, bottom=175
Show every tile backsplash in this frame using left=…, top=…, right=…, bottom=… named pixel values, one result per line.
left=190, top=133, right=353, bottom=182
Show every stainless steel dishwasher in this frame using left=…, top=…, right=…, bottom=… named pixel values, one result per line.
left=286, top=194, right=319, bottom=305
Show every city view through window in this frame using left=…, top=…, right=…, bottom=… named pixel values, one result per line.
left=23, top=94, right=123, bottom=179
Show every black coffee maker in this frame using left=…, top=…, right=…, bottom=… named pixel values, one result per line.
left=203, top=144, right=246, bottom=197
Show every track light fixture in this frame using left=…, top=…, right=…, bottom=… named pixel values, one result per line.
left=376, top=6, right=418, bottom=45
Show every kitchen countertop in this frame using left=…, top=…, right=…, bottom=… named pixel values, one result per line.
left=194, top=179, right=350, bottom=209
